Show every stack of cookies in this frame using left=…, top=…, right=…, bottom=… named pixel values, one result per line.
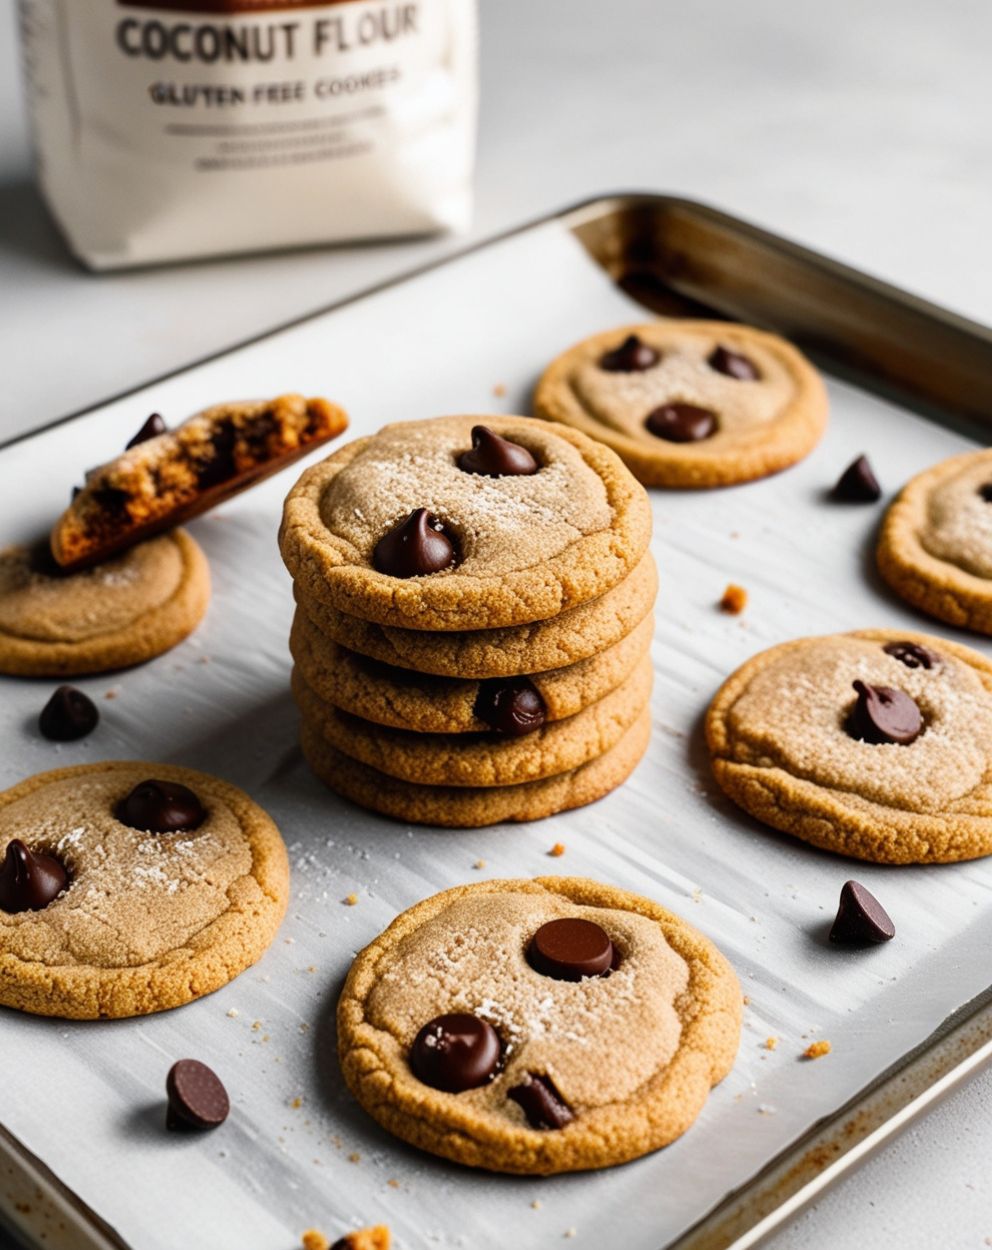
left=279, top=415, right=656, bottom=827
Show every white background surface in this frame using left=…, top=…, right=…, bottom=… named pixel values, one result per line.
left=1, top=1, right=991, bottom=1247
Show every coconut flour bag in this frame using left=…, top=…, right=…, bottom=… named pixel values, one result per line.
left=19, top=0, right=478, bottom=269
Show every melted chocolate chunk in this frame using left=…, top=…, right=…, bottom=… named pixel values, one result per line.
left=708, top=345, right=760, bottom=380
left=409, top=1013, right=501, bottom=1093
left=126, top=413, right=166, bottom=450
left=457, top=425, right=539, bottom=477
left=528, top=917, right=615, bottom=981
left=473, top=677, right=547, bottom=736
left=882, top=640, right=941, bottom=670
left=373, top=509, right=456, bottom=578
left=196, top=420, right=237, bottom=488
left=846, top=680, right=922, bottom=746
left=166, top=1059, right=230, bottom=1131
left=979, top=483, right=992, bottom=502
left=645, top=402, right=717, bottom=443
left=600, top=334, right=660, bottom=373
left=0, top=840, right=68, bottom=913
left=38, top=685, right=99, bottom=741
left=831, top=455, right=881, bottom=502
left=508, top=1073, right=574, bottom=1129
left=829, top=880, right=895, bottom=945
left=117, top=779, right=206, bottom=833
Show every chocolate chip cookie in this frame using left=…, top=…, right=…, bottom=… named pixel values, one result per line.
left=0, top=761, right=289, bottom=1017
left=279, top=416, right=652, bottom=631
left=706, top=628, right=992, bottom=863
left=533, top=320, right=828, bottom=488
left=0, top=530, right=209, bottom=677
left=337, top=877, right=740, bottom=1172
left=877, top=449, right=992, bottom=633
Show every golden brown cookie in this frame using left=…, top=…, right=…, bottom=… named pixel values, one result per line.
left=290, top=608, right=653, bottom=733
left=279, top=415, right=652, bottom=631
left=293, top=655, right=651, bottom=786
left=301, top=705, right=651, bottom=828
left=0, top=530, right=209, bottom=677
left=0, top=761, right=289, bottom=1018
left=877, top=449, right=992, bottom=633
left=52, top=394, right=348, bottom=570
left=533, top=320, right=828, bottom=488
left=706, top=628, right=992, bottom=863
left=337, top=877, right=740, bottom=1173
left=294, top=551, right=658, bottom=679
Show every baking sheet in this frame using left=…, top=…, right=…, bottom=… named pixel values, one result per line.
left=2, top=218, right=991, bottom=1250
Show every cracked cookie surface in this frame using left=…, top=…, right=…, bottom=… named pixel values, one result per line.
left=706, top=628, right=992, bottom=863
left=0, top=761, right=289, bottom=1018
left=337, top=877, right=740, bottom=1173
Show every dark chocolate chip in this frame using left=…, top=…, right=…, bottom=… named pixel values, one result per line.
left=882, top=640, right=941, bottom=670
left=600, top=334, right=660, bottom=373
left=0, top=840, right=69, bottom=914
left=708, top=345, right=760, bottom=380
left=117, top=779, right=206, bottom=833
left=457, top=425, right=539, bottom=477
left=38, top=686, right=99, bottom=741
left=196, top=420, right=237, bottom=489
left=645, top=402, right=717, bottom=443
left=831, top=455, right=881, bottom=502
left=473, top=677, right=547, bottom=736
left=126, top=413, right=166, bottom=450
left=829, top=880, right=895, bottom=945
left=528, top=918, right=615, bottom=981
left=409, top=1013, right=500, bottom=1093
left=373, top=508, right=456, bottom=578
left=166, top=1059, right=230, bottom=1131
left=508, top=1073, right=574, bottom=1130
left=71, top=485, right=82, bottom=500
left=846, top=680, right=922, bottom=746
left=979, top=483, right=992, bottom=502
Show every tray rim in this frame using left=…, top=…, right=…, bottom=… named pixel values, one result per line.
left=2, top=190, right=992, bottom=1250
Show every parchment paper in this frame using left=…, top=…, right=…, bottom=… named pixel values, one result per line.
left=1, top=220, right=990, bottom=1250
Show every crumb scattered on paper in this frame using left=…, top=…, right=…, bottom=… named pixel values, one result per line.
left=548, top=842, right=566, bottom=857
left=301, top=1231, right=329, bottom=1250
left=344, top=893, right=359, bottom=906
left=803, top=1040, right=831, bottom=1060
left=719, top=583, right=748, bottom=614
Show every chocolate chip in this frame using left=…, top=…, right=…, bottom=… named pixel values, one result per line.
left=38, top=686, right=99, bottom=741
left=645, top=402, right=717, bottom=443
left=457, top=425, right=539, bottom=477
left=0, top=840, right=69, bottom=914
left=600, top=334, right=660, bottom=372
left=708, top=345, right=760, bottom=380
left=409, top=1013, right=500, bottom=1093
left=71, top=485, right=82, bottom=500
left=372, top=509, right=456, bottom=578
left=473, top=677, right=547, bottom=736
left=125, top=413, right=166, bottom=450
left=508, top=1073, right=574, bottom=1130
left=117, top=779, right=206, bottom=833
left=528, top=918, right=615, bottom=981
left=166, top=1059, right=230, bottom=1131
left=831, top=455, right=881, bottom=502
left=829, top=880, right=895, bottom=945
left=978, top=484, right=992, bottom=502
left=846, top=681, right=922, bottom=745
left=196, top=420, right=237, bottom=488
left=882, top=640, right=941, bottom=670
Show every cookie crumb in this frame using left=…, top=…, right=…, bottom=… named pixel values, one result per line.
left=291, top=1097, right=303, bottom=1109
left=387, top=1178, right=400, bottom=1189
left=473, top=859, right=486, bottom=870
left=492, top=383, right=507, bottom=397
left=548, top=842, right=566, bottom=858
left=719, top=583, right=748, bottom=614
left=803, top=1040, right=831, bottom=1060
left=348, top=1151, right=362, bottom=1163
left=764, top=1036, right=778, bottom=1051
left=226, top=1008, right=239, bottom=1019
left=564, top=1230, right=577, bottom=1240
left=531, top=1200, right=542, bottom=1211
left=302, top=1231, right=329, bottom=1250
left=343, top=893, right=359, bottom=906
left=104, top=689, right=119, bottom=700
left=742, top=995, right=750, bottom=1006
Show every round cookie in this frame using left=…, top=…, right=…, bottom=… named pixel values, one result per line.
left=290, top=609, right=653, bottom=733
left=294, top=550, right=657, bottom=679
left=301, top=704, right=651, bottom=828
left=533, top=320, right=828, bottom=488
left=0, top=761, right=289, bottom=1018
left=0, top=530, right=210, bottom=677
left=279, top=415, right=652, bottom=631
left=878, top=449, right=992, bottom=633
left=337, top=877, right=741, bottom=1173
left=293, top=655, right=652, bottom=786
left=706, top=628, right=992, bottom=863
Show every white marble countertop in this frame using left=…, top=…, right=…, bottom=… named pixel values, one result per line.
left=1, top=0, right=991, bottom=1246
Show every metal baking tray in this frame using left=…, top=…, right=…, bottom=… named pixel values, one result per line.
left=3, top=193, right=992, bottom=1250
